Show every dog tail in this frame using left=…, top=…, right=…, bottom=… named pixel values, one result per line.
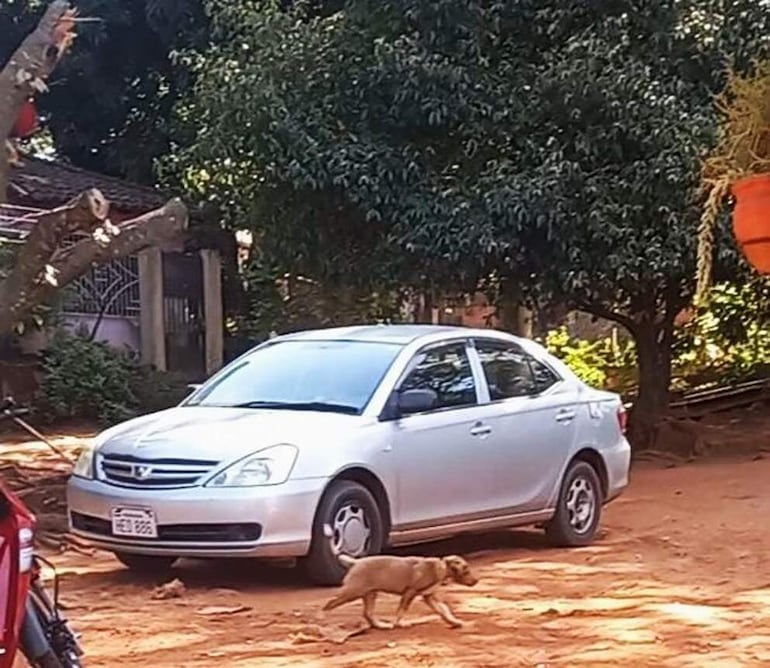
left=338, top=554, right=356, bottom=568
left=323, top=523, right=356, bottom=569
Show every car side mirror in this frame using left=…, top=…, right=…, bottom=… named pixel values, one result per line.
left=396, top=388, right=438, bottom=416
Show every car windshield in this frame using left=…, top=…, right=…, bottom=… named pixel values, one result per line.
left=186, top=339, right=403, bottom=414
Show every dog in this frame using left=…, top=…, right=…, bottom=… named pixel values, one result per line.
left=321, top=524, right=478, bottom=629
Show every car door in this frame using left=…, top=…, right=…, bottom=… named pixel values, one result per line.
left=386, top=340, right=497, bottom=532
left=470, top=339, right=580, bottom=514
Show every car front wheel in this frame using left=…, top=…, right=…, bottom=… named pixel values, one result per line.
left=303, top=480, right=385, bottom=586
left=545, top=460, right=602, bottom=547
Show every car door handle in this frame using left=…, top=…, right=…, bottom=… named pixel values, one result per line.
left=555, top=409, right=576, bottom=423
left=470, top=423, right=492, bottom=438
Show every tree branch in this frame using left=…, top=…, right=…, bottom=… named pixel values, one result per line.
left=0, top=195, right=188, bottom=335
left=0, top=0, right=76, bottom=200
left=576, top=301, right=637, bottom=334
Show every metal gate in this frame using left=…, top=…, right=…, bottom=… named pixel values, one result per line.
left=162, top=252, right=205, bottom=380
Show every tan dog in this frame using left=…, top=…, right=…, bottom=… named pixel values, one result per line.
left=321, top=524, right=478, bottom=629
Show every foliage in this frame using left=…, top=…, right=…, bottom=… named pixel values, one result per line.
left=0, top=0, right=209, bottom=182
left=231, top=256, right=405, bottom=344
left=697, top=61, right=770, bottom=300
left=40, top=330, right=137, bottom=424
left=548, top=279, right=770, bottom=398
left=173, top=0, right=760, bottom=296
left=674, top=279, right=770, bottom=385
left=0, top=237, right=64, bottom=339
left=544, top=327, right=636, bottom=393
left=39, top=330, right=189, bottom=425
left=130, top=365, right=191, bottom=416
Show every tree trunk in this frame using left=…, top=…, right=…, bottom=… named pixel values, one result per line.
left=628, top=318, right=675, bottom=451
left=498, top=279, right=533, bottom=337
left=579, top=297, right=682, bottom=452
left=0, top=1, right=76, bottom=203
left=416, top=292, right=434, bottom=324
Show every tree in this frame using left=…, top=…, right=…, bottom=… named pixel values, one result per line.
left=0, top=1, right=187, bottom=336
left=173, top=0, right=766, bottom=447
left=0, top=0, right=209, bottom=183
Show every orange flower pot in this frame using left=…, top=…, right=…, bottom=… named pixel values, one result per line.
left=732, top=173, right=770, bottom=274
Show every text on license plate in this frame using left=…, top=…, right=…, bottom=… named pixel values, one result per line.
left=111, top=507, right=158, bottom=538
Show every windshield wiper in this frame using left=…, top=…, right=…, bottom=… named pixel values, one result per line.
left=232, top=400, right=360, bottom=415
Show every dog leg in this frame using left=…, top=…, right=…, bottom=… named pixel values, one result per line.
left=323, top=590, right=358, bottom=612
left=422, top=593, right=464, bottom=629
left=363, top=592, right=393, bottom=630
left=394, top=589, right=419, bottom=628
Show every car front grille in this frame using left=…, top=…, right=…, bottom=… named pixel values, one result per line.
left=70, top=512, right=262, bottom=544
left=99, top=454, right=219, bottom=488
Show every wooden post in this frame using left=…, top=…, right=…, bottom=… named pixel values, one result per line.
left=200, top=248, right=224, bottom=376
left=138, top=247, right=167, bottom=370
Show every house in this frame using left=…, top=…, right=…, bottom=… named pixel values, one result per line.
left=0, top=156, right=223, bottom=381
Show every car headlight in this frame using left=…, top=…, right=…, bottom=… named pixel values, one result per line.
left=72, top=442, right=96, bottom=479
left=205, top=444, right=298, bottom=488
left=72, top=430, right=110, bottom=479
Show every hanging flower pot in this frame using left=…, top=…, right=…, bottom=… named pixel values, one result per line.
left=697, top=62, right=770, bottom=299
left=10, top=99, right=39, bottom=139
left=732, top=173, right=770, bottom=274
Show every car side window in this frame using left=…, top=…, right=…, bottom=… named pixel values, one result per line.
left=529, top=357, right=559, bottom=393
left=475, top=340, right=560, bottom=399
left=399, top=342, right=477, bottom=410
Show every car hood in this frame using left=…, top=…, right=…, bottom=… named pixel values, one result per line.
left=97, top=406, right=365, bottom=462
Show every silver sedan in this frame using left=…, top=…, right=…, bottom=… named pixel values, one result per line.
left=67, top=325, right=631, bottom=584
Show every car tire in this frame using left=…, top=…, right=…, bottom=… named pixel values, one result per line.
left=303, top=480, right=385, bottom=586
left=30, top=651, right=63, bottom=668
left=113, top=552, right=177, bottom=576
left=545, top=460, right=603, bottom=547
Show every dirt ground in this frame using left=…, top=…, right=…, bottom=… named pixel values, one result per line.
left=4, top=415, right=770, bottom=667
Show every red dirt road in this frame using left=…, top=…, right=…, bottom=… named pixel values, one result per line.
left=40, top=457, right=770, bottom=667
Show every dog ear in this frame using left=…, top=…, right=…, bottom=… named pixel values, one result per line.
left=445, top=555, right=472, bottom=579
left=442, top=555, right=461, bottom=576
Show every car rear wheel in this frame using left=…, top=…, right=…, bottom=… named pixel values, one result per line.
left=113, top=552, right=177, bottom=576
left=545, top=460, right=602, bottom=547
left=303, top=480, right=385, bottom=586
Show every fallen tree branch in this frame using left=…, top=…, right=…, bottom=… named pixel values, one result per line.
left=0, top=195, right=188, bottom=335
left=0, top=1, right=76, bottom=199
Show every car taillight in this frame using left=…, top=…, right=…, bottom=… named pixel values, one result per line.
left=617, top=405, right=628, bottom=434
left=18, top=527, right=33, bottom=573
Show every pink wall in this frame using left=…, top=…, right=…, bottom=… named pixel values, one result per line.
left=63, top=314, right=140, bottom=351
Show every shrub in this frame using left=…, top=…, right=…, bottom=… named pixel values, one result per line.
left=673, top=280, right=770, bottom=386
left=542, top=327, right=637, bottom=395
left=39, top=331, right=190, bottom=425
left=129, top=366, right=191, bottom=415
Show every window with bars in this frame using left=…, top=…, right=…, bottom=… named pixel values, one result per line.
left=63, top=256, right=141, bottom=318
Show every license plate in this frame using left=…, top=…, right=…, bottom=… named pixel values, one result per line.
left=111, top=507, right=158, bottom=539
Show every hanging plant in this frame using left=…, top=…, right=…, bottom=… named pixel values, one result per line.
left=697, top=61, right=770, bottom=302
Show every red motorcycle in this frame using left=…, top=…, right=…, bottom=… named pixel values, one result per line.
left=1, top=399, right=83, bottom=668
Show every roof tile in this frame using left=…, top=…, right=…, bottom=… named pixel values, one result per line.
left=8, top=156, right=168, bottom=214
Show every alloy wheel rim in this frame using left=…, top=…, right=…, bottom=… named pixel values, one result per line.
left=566, top=475, right=596, bottom=535
left=332, top=502, right=371, bottom=557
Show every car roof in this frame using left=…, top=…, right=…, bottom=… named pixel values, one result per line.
left=277, top=324, right=517, bottom=346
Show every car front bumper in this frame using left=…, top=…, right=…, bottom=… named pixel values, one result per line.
left=66, top=476, right=327, bottom=559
